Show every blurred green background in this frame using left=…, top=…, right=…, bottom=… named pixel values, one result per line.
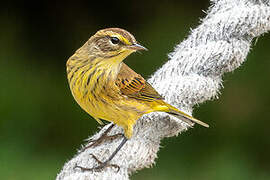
left=1, top=0, right=270, bottom=179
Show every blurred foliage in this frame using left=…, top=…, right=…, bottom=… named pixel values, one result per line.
left=0, top=0, right=270, bottom=179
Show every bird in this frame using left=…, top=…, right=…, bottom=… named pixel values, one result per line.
left=66, top=27, right=209, bottom=171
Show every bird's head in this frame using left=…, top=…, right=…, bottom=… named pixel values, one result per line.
left=81, top=28, right=147, bottom=60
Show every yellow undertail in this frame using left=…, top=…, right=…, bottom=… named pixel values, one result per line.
left=152, top=101, right=209, bottom=128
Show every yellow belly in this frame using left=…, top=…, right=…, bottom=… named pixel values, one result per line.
left=72, top=86, right=151, bottom=137
left=68, top=65, right=153, bottom=138
left=67, top=58, right=157, bottom=138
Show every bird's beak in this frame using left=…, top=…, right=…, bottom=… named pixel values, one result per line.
left=128, top=43, right=148, bottom=51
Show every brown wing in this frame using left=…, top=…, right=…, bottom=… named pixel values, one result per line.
left=115, top=63, right=163, bottom=101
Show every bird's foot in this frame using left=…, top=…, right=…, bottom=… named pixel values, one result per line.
left=81, top=133, right=123, bottom=152
left=74, top=154, right=120, bottom=172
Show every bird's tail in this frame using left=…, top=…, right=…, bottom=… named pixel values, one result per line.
left=165, top=105, right=209, bottom=128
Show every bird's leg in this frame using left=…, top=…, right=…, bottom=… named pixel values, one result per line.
left=80, top=124, right=123, bottom=152
left=75, top=137, right=128, bottom=172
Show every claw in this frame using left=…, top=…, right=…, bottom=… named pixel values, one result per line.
left=75, top=137, right=128, bottom=173
left=74, top=154, right=120, bottom=172
left=80, top=133, right=123, bottom=152
left=79, top=124, right=123, bottom=153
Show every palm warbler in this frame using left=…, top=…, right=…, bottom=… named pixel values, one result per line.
left=67, top=28, right=208, bottom=171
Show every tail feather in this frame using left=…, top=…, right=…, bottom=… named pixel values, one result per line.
left=152, top=100, right=209, bottom=127
left=167, top=109, right=209, bottom=128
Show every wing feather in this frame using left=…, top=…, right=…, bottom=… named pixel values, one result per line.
left=116, top=63, right=163, bottom=101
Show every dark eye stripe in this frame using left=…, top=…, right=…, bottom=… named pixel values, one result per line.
left=111, top=37, right=120, bottom=44
left=105, top=35, right=126, bottom=46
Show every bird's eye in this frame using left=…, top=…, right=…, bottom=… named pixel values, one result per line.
left=110, top=37, right=120, bottom=44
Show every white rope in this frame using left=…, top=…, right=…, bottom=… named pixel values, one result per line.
left=57, top=0, right=270, bottom=179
